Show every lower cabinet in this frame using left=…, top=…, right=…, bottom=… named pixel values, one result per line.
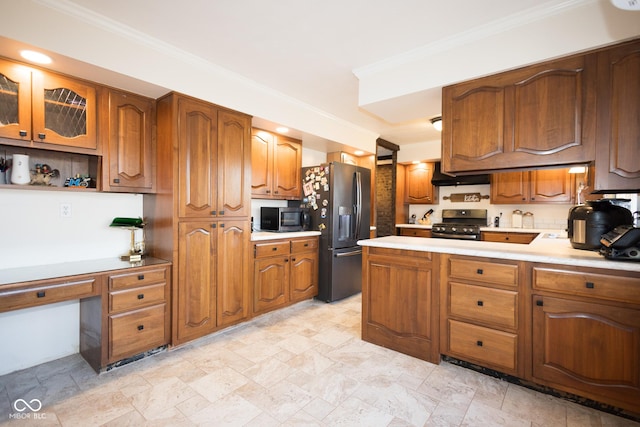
left=362, top=247, right=440, bottom=363
left=398, top=228, right=432, bottom=238
left=481, top=231, right=538, bottom=244
left=440, top=255, right=524, bottom=377
left=253, top=236, right=318, bottom=315
left=530, top=264, right=640, bottom=412
left=175, top=220, right=250, bottom=345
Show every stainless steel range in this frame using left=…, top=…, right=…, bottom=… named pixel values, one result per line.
left=431, top=209, right=488, bottom=240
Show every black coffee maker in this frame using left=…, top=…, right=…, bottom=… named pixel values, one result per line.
left=567, top=199, right=633, bottom=250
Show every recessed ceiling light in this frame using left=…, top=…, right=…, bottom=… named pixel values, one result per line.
left=20, top=50, right=52, bottom=64
left=276, top=127, right=289, bottom=133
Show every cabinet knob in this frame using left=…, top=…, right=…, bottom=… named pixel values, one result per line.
left=38, top=132, right=46, bottom=140
left=219, top=211, right=224, bottom=215
left=476, top=340, right=483, bottom=347
left=505, top=237, right=510, bottom=241
left=285, top=258, right=289, bottom=262
left=137, top=325, right=144, bottom=331
left=113, top=178, right=120, bottom=184
left=477, top=300, right=484, bottom=306
left=585, top=282, right=595, bottom=289
left=272, top=247, right=278, bottom=251
left=536, top=300, right=544, bottom=306
left=137, top=294, right=144, bottom=300
left=304, top=243, right=309, bottom=247
left=19, top=130, right=27, bottom=137
left=274, top=191, right=279, bottom=194
left=266, top=190, right=271, bottom=194
left=37, top=291, right=46, bottom=298
left=476, top=269, right=483, bottom=274
left=211, top=223, right=217, bottom=228
left=211, top=211, right=217, bottom=216
left=292, top=258, right=296, bottom=262
left=138, top=274, right=144, bottom=280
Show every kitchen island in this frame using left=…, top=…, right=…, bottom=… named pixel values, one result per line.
left=358, top=234, right=640, bottom=416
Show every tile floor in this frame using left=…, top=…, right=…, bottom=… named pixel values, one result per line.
left=1, top=294, right=638, bottom=427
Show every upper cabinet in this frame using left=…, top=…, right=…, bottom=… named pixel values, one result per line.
left=251, top=128, right=302, bottom=200
left=0, top=57, right=98, bottom=154
left=594, top=38, right=640, bottom=193
left=491, top=168, right=575, bottom=204
left=442, top=54, right=597, bottom=174
left=100, top=88, right=155, bottom=193
left=405, top=162, right=439, bottom=204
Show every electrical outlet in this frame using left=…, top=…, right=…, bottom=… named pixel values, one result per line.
left=60, top=203, right=72, bottom=218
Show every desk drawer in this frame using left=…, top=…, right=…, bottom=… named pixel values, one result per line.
left=109, top=283, right=166, bottom=313
left=254, top=241, right=290, bottom=258
left=0, top=277, right=99, bottom=312
left=109, top=268, right=167, bottom=291
left=449, top=282, right=517, bottom=329
left=533, top=267, right=640, bottom=304
left=448, top=319, right=517, bottom=372
left=109, top=304, right=167, bottom=361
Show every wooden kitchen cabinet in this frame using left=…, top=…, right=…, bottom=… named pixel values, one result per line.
left=440, top=255, right=524, bottom=376
left=398, top=228, right=432, bottom=238
left=442, top=54, right=596, bottom=174
left=251, top=128, right=302, bottom=199
left=594, top=38, right=640, bottom=193
left=0, top=56, right=98, bottom=153
left=100, top=88, right=156, bottom=193
left=253, top=236, right=318, bottom=315
left=404, top=162, right=438, bottom=204
left=531, top=264, right=640, bottom=413
left=105, top=265, right=170, bottom=364
left=145, top=92, right=252, bottom=346
left=481, top=231, right=538, bottom=244
left=490, top=168, right=575, bottom=204
left=362, top=247, right=440, bottom=363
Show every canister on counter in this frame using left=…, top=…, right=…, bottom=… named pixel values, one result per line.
left=512, top=209, right=523, bottom=228
left=523, top=211, right=534, bottom=229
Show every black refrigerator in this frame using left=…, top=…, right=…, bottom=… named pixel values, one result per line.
left=301, top=162, right=371, bottom=302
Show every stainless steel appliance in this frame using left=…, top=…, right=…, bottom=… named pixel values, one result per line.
left=260, top=207, right=310, bottom=232
left=567, top=200, right=633, bottom=250
left=431, top=209, right=487, bottom=240
left=302, top=162, right=371, bottom=302
left=600, top=225, right=640, bottom=261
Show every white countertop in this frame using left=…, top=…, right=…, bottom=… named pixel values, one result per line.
left=251, top=231, right=321, bottom=241
left=359, top=233, right=640, bottom=272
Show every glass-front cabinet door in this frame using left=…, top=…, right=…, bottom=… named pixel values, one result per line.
left=31, top=70, right=97, bottom=150
left=0, top=58, right=32, bottom=141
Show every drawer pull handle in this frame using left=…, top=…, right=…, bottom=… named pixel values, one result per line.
left=585, top=282, right=594, bottom=289
left=138, top=274, right=145, bottom=280
left=137, top=325, right=144, bottom=331
left=304, top=243, right=309, bottom=247
left=36, top=291, right=46, bottom=298
left=19, top=130, right=27, bottom=137
left=476, top=340, right=483, bottom=347
left=272, top=247, right=278, bottom=251
left=536, top=300, right=544, bottom=306
left=137, top=294, right=145, bottom=300
left=476, top=269, right=483, bottom=274
left=38, top=132, right=46, bottom=140
left=477, top=300, right=483, bottom=307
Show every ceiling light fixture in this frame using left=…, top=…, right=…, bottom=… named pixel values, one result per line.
left=610, top=0, right=640, bottom=11
left=430, top=116, right=442, bottom=132
left=20, top=50, right=52, bottom=64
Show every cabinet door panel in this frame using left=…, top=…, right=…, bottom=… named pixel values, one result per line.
left=532, top=296, right=640, bottom=410
left=217, top=220, right=250, bottom=326
left=405, top=163, right=435, bottom=204
left=178, top=98, right=217, bottom=218
left=0, top=59, right=31, bottom=141
left=217, top=110, right=250, bottom=217
left=251, top=130, right=272, bottom=196
left=254, top=257, right=288, bottom=313
left=490, top=171, right=528, bottom=203
left=273, top=136, right=302, bottom=198
left=176, top=222, right=216, bottom=343
left=529, top=168, right=574, bottom=203
left=290, top=253, right=318, bottom=302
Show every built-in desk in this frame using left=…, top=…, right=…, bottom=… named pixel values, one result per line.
left=0, top=257, right=171, bottom=372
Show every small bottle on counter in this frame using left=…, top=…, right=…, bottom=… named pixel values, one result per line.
left=523, top=211, right=534, bottom=229
left=512, top=209, right=523, bottom=228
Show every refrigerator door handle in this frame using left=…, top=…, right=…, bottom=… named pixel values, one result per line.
left=334, top=249, right=363, bottom=257
left=354, top=171, right=362, bottom=240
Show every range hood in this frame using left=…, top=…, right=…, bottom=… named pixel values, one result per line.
left=431, top=162, right=490, bottom=186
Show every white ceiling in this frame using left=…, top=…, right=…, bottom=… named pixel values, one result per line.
left=1, top=0, right=639, bottom=155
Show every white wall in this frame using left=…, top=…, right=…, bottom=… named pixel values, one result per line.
left=0, top=189, right=143, bottom=375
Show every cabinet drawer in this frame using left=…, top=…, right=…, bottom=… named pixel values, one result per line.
left=291, top=238, right=318, bottom=253
left=533, top=267, right=640, bottom=304
left=448, top=319, right=517, bottom=372
left=449, top=257, right=518, bottom=287
left=399, top=228, right=432, bottom=238
left=109, top=268, right=168, bottom=291
left=109, top=304, right=167, bottom=361
left=449, top=282, right=517, bottom=329
left=481, top=231, right=537, bottom=244
left=254, top=241, right=290, bottom=258
left=0, top=277, right=99, bottom=312
left=109, top=283, right=166, bottom=313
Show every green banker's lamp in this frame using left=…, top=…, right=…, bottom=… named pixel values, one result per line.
left=109, top=217, right=146, bottom=262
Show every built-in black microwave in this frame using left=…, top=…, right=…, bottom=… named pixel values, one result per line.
left=260, top=207, right=311, bottom=232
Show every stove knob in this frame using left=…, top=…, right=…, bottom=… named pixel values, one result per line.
left=451, top=227, right=457, bottom=232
